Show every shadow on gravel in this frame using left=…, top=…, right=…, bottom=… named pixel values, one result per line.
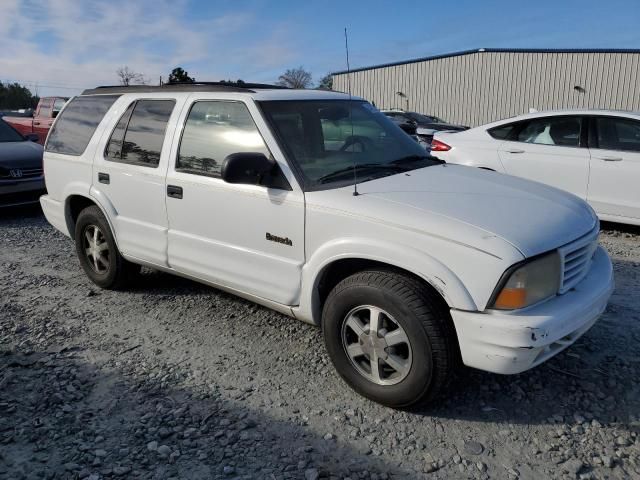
left=0, top=346, right=407, bottom=479
left=600, top=221, right=640, bottom=236
left=0, top=203, right=43, bottom=223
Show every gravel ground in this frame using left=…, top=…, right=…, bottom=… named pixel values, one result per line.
left=1, top=206, right=639, bottom=480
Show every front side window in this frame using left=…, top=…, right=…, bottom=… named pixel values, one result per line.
left=516, top=116, right=582, bottom=147
left=176, top=101, right=270, bottom=177
left=105, top=99, right=175, bottom=167
left=52, top=98, right=67, bottom=117
left=596, top=117, right=640, bottom=152
left=46, top=95, right=120, bottom=155
left=260, top=100, right=440, bottom=190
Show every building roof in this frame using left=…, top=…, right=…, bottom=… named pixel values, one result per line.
left=331, top=48, right=640, bottom=75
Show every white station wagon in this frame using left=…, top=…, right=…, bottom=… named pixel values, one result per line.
left=40, top=84, right=614, bottom=407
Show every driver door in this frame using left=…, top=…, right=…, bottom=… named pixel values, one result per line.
left=165, top=96, right=305, bottom=305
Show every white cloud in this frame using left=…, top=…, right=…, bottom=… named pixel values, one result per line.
left=0, top=0, right=299, bottom=96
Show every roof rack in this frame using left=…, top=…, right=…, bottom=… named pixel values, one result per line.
left=81, top=81, right=287, bottom=95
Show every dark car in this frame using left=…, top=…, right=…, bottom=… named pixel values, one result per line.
left=382, top=109, right=469, bottom=131
left=0, top=119, right=45, bottom=207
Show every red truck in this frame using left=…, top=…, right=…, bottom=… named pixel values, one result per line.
left=3, top=97, right=68, bottom=145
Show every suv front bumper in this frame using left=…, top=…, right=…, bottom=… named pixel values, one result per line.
left=451, top=246, right=614, bottom=374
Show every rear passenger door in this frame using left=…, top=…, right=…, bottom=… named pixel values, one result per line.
left=164, top=97, right=305, bottom=305
left=498, top=115, right=590, bottom=198
left=92, top=96, right=180, bottom=267
left=587, top=116, right=640, bottom=221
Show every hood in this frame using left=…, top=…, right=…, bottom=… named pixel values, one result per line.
left=0, top=141, right=44, bottom=169
left=309, top=164, right=596, bottom=259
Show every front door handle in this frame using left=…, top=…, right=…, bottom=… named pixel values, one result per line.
left=597, top=156, right=623, bottom=162
left=98, top=172, right=110, bottom=184
left=506, top=148, right=525, bottom=154
left=167, top=185, right=183, bottom=199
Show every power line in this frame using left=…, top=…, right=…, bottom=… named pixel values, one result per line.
left=1, top=78, right=87, bottom=91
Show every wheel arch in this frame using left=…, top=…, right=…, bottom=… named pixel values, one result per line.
left=297, top=239, right=477, bottom=326
left=64, top=191, right=119, bottom=248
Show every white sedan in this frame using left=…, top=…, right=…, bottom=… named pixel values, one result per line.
left=432, top=110, right=640, bottom=226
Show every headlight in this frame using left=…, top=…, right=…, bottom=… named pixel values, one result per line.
left=490, top=252, right=561, bottom=310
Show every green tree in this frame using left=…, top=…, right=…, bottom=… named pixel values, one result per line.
left=317, top=73, right=333, bottom=90
left=276, top=67, right=312, bottom=89
left=0, top=81, right=39, bottom=110
left=168, top=67, right=195, bottom=83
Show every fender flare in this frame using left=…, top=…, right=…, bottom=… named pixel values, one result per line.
left=297, top=237, right=477, bottom=325
left=62, top=185, right=121, bottom=249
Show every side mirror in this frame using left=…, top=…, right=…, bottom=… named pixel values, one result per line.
left=25, top=133, right=39, bottom=142
left=221, top=152, right=276, bottom=185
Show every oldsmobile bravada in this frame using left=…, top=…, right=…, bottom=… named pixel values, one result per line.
left=40, top=83, right=614, bottom=406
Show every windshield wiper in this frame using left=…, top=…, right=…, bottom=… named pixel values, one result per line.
left=390, top=154, right=444, bottom=165
left=317, top=163, right=406, bottom=184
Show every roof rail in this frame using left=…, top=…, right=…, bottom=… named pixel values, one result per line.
left=81, top=81, right=287, bottom=95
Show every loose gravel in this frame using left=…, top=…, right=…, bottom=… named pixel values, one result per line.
left=1, top=206, right=639, bottom=479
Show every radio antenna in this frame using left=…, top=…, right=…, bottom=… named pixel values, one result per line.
left=344, top=27, right=358, bottom=196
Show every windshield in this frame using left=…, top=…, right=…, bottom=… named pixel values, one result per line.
left=0, top=120, right=25, bottom=142
left=260, top=100, right=440, bottom=190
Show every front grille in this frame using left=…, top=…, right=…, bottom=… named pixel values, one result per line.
left=558, top=226, right=599, bottom=294
left=0, top=167, right=43, bottom=179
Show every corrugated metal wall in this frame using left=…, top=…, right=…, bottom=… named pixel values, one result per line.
left=332, top=51, right=640, bottom=127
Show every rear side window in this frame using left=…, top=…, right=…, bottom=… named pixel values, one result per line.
left=516, top=116, right=582, bottom=147
left=46, top=95, right=120, bottom=155
left=176, top=101, right=269, bottom=177
left=595, top=117, right=640, bottom=152
left=105, top=99, right=175, bottom=168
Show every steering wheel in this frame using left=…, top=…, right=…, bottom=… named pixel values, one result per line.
left=339, top=135, right=373, bottom=152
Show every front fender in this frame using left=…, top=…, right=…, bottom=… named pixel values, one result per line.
left=296, top=237, right=477, bottom=325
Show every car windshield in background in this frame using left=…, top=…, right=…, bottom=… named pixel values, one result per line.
left=260, top=100, right=440, bottom=190
left=0, top=120, right=25, bottom=143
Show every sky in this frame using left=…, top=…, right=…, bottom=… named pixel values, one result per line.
left=1, top=0, right=639, bottom=98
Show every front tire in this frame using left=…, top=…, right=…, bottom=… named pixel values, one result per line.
left=74, top=205, right=139, bottom=289
left=322, top=270, right=457, bottom=407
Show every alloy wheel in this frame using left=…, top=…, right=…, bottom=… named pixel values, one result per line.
left=341, top=305, right=413, bottom=386
left=82, top=224, right=110, bottom=274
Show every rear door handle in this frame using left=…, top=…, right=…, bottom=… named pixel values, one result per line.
left=506, top=148, right=525, bottom=154
left=597, top=156, right=623, bottom=162
left=167, top=185, right=183, bottom=199
left=98, top=172, right=110, bottom=184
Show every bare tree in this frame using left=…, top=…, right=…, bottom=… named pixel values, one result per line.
left=276, top=67, right=312, bottom=89
left=116, top=66, right=147, bottom=86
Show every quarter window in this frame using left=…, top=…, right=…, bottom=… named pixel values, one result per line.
left=176, top=101, right=270, bottom=177
left=105, top=99, right=175, bottom=168
left=46, top=95, right=120, bottom=156
left=595, top=117, right=640, bottom=152
left=516, top=116, right=581, bottom=147
left=488, top=123, right=516, bottom=140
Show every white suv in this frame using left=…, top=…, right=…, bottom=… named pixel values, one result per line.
left=40, top=83, right=614, bottom=407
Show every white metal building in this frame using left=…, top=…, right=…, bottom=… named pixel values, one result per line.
left=332, top=48, right=640, bottom=127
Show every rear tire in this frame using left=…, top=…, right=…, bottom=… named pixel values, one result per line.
left=322, top=269, right=457, bottom=407
left=74, top=205, right=140, bottom=289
